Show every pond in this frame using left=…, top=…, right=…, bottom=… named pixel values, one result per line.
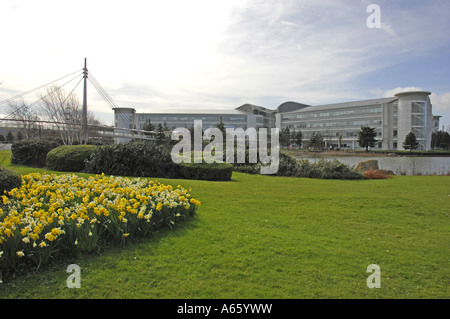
left=0, top=144, right=11, bottom=151
left=295, top=154, right=450, bottom=176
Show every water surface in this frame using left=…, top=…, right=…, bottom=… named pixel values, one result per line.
left=295, top=154, right=450, bottom=176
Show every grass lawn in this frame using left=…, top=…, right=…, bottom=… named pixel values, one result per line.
left=0, top=150, right=449, bottom=298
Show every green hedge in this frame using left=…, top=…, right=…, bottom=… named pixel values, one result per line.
left=0, top=166, right=22, bottom=195
left=84, top=141, right=234, bottom=181
left=230, top=152, right=364, bottom=180
left=46, top=145, right=98, bottom=172
left=274, top=153, right=300, bottom=177
left=179, top=162, right=233, bottom=181
left=291, top=158, right=364, bottom=179
left=84, top=141, right=181, bottom=178
left=11, top=139, right=61, bottom=167
left=305, top=159, right=364, bottom=180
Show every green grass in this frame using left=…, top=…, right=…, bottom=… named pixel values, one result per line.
left=0, top=150, right=449, bottom=298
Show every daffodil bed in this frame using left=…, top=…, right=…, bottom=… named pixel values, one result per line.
left=0, top=173, right=200, bottom=276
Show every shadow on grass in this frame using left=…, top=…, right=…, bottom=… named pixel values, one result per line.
left=0, top=213, right=200, bottom=286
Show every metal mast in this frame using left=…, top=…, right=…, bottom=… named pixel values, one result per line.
left=82, top=58, right=88, bottom=143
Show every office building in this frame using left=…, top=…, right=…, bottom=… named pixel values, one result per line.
left=114, top=90, right=439, bottom=150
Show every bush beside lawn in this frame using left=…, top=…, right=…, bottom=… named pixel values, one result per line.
left=46, top=145, right=97, bottom=172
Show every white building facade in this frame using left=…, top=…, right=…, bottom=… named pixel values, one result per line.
left=113, top=104, right=276, bottom=144
left=277, top=91, right=435, bottom=151
left=114, top=91, right=439, bottom=150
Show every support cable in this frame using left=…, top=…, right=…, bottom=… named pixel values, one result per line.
left=87, top=73, right=131, bottom=128
left=0, top=71, right=84, bottom=122
left=0, top=69, right=83, bottom=107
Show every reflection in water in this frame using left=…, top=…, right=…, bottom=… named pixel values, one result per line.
left=295, top=155, right=450, bottom=176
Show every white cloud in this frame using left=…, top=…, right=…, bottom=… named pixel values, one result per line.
left=431, top=92, right=450, bottom=113
left=431, top=93, right=450, bottom=131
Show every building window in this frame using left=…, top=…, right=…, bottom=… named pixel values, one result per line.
left=412, top=102, right=426, bottom=114
left=412, top=115, right=425, bottom=126
left=392, top=103, right=398, bottom=113
left=412, top=127, right=425, bottom=139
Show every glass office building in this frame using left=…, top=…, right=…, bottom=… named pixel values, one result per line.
left=276, top=91, right=436, bottom=151
left=114, top=104, right=276, bottom=144
left=114, top=91, right=439, bottom=150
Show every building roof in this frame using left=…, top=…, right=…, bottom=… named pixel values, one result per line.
left=127, top=96, right=399, bottom=117
left=282, top=97, right=398, bottom=114
left=135, top=108, right=247, bottom=115
left=394, top=91, right=431, bottom=97
left=135, top=103, right=277, bottom=116
left=235, top=103, right=276, bottom=114
left=277, top=101, right=311, bottom=113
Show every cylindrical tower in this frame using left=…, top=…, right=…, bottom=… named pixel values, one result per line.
left=114, top=107, right=136, bottom=144
left=395, top=91, right=432, bottom=150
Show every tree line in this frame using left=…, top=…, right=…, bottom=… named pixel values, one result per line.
left=431, top=130, right=450, bottom=150
left=278, top=125, right=449, bottom=151
left=138, top=118, right=448, bottom=152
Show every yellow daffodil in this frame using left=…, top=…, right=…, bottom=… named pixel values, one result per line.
left=0, top=172, right=200, bottom=269
left=45, top=233, right=55, bottom=242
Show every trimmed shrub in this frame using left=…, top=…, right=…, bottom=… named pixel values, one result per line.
left=309, top=159, right=364, bottom=180
left=84, top=141, right=181, bottom=178
left=275, top=153, right=300, bottom=177
left=295, top=159, right=315, bottom=178
left=11, top=139, right=61, bottom=167
left=46, top=145, right=98, bottom=172
left=227, top=151, right=364, bottom=180
left=0, top=166, right=22, bottom=195
left=179, top=162, right=233, bottom=181
left=232, top=163, right=261, bottom=174
left=286, top=152, right=363, bottom=179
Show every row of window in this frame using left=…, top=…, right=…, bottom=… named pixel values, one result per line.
left=297, top=130, right=383, bottom=139
left=282, top=106, right=382, bottom=121
left=412, top=102, right=427, bottom=114
left=138, top=115, right=247, bottom=123
left=284, top=118, right=382, bottom=130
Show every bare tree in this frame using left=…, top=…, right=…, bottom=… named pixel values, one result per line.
left=39, top=85, right=84, bottom=145
left=7, top=99, right=43, bottom=139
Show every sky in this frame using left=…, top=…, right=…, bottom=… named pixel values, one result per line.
left=1, top=0, right=449, bottom=129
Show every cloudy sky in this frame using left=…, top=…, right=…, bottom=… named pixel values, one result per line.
left=1, top=0, right=449, bottom=129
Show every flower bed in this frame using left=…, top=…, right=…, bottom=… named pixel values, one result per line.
left=0, top=173, right=200, bottom=276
